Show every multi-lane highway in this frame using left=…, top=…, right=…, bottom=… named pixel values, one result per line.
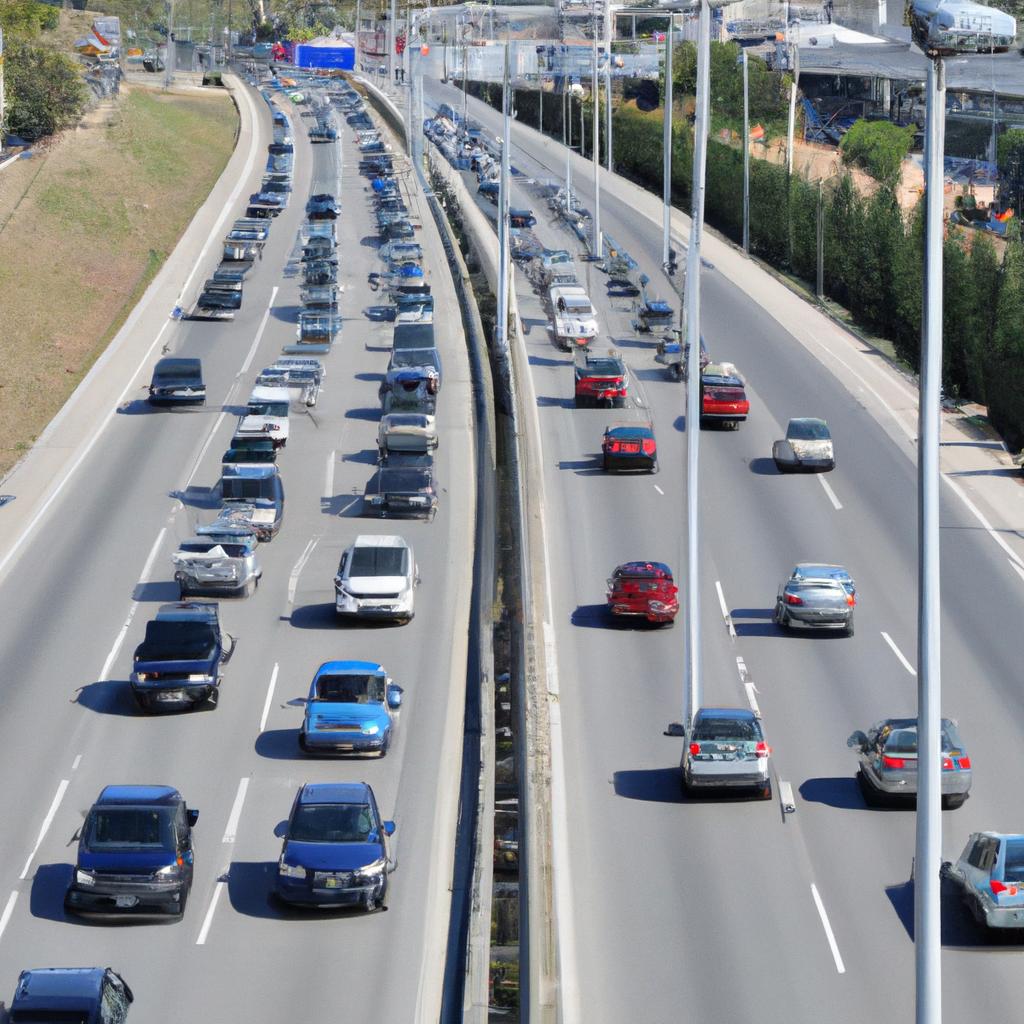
left=0, top=79, right=472, bottom=1020
left=424, top=78, right=1024, bottom=1022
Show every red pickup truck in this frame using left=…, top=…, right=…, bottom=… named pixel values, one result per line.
left=606, top=562, right=679, bottom=624
left=575, top=350, right=628, bottom=408
left=701, top=362, right=750, bottom=430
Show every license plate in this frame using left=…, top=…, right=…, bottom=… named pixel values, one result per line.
left=620, top=442, right=640, bottom=453
left=115, top=896, right=139, bottom=908
left=156, top=691, right=184, bottom=702
left=324, top=878, right=341, bottom=889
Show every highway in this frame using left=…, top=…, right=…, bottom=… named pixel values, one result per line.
left=424, top=77, right=1024, bottom=1022
left=0, top=81, right=473, bottom=1020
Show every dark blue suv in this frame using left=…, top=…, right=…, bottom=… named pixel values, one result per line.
left=64, top=786, right=198, bottom=919
left=9, top=967, right=133, bottom=1022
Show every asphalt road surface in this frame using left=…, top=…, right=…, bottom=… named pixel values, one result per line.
left=0, top=82, right=473, bottom=1022
left=425, top=78, right=1024, bottom=1023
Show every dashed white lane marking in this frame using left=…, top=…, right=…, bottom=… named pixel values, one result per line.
left=810, top=883, right=847, bottom=974
left=744, top=682, right=762, bottom=718
left=653, top=484, right=665, bottom=495
left=0, top=892, right=18, bottom=944
left=195, top=879, right=227, bottom=945
left=259, top=663, right=279, bottom=734
left=222, top=778, right=250, bottom=844
left=881, top=631, right=917, bottom=676
left=324, top=450, right=336, bottom=499
left=817, top=475, right=843, bottom=511
left=239, top=286, right=279, bottom=376
left=736, top=656, right=748, bottom=682
left=715, top=580, right=735, bottom=637
left=20, top=779, right=70, bottom=880
left=98, top=527, right=166, bottom=681
left=71, top=755, right=82, bottom=772
left=286, top=536, right=320, bottom=609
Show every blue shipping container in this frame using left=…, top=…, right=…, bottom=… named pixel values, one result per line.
left=295, top=44, right=355, bottom=70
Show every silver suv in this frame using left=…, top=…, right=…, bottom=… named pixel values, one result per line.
left=334, top=535, right=417, bottom=624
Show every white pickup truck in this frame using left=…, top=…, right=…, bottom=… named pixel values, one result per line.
left=548, top=284, right=599, bottom=350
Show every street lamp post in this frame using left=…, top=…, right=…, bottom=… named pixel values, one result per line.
left=742, top=50, right=750, bottom=253
left=662, top=16, right=673, bottom=271
left=591, top=19, right=601, bottom=259
left=497, top=42, right=511, bottom=351
left=605, top=4, right=613, bottom=173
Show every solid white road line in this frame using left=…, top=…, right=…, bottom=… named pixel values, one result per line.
left=744, top=682, right=762, bottom=719
left=195, top=880, right=227, bottom=945
left=239, top=286, right=279, bottom=376
left=323, top=450, right=336, bottom=499
left=1010, top=559, right=1024, bottom=585
left=0, top=892, right=18, bottom=944
left=810, top=883, right=847, bottom=974
left=881, top=631, right=917, bottom=676
left=653, top=484, right=665, bottom=495
left=98, top=527, right=167, bottom=681
left=735, top=656, right=748, bottom=682
left=286, top=537, right=319, bottom=609
left=222, top=778, right=250, bottom=844
left=715, top=580, right=735, bottom=637
left=817, top=475, right=843, bottom=511
left=20, top=779, right=70, bottom=880
left=259, top=663, right=279, bottom=734
left=942, top=472, right=1024, bottom=574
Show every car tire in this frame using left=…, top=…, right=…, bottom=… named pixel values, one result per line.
left=856, top=769, right=878, bottom=806
left=775, top=604, right=789, bottom=631
left=133, top=692, right=151, bottom=714
left=206, top=687, right=220, bottom=710
left=242, top=577, right=256, bottom=599
left=942, top=794, right=966, bottom=810
left=379, top=731, right=391, bottom=758
left=680, top=770, right=692, bottom=798
left=774, top=459, right=788, bottom=474
left=760, top=780, right=773, bottom=801
left=845, top=616, right=855, bottom=638
left=172, top=887, right=189, bottom=920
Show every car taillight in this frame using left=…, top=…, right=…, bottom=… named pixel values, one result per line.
left=957, top=755, right=971, bottom=769
left=846, top=595, right=856, bottom=607
left=785, top=593, right=803, bottom=606
left=941, top=757, right=953, bottom=770
left=607, top=441, right=620, bottom=453
left=991, top=880, right=1018, bottom=896
left=882, top=755, right=905, bottom=769
left=642, top=439, right=656, bottom=455
left=754, top=742, right=770, bottom=758
left=689, top=743, right=700, bottom=756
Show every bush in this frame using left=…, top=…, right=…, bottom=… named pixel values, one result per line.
left=997, top=128, right=1024, bottom=217
left=0, top=0, right=60, bottom=37
left=4, top=38, right=88, bottom=140
left=840, top=119, right=915, bottom=186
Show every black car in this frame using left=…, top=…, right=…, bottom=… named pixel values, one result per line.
left=64, top=786, right=198, bottom=919
left=268, top=140, right=294, bottom=156
left=148, top=358, right=205, bottom=406
left=306, top=193, right=340, bottom=219
left=212, top=264, right=252, bottom=284
left=193, top=289, right=241, bottom=320
left=365, top=458, right=438, bottom=519
left=222, top=436, right=278, bottom=466
left=130, top=602, right=233, bottom=711
left=9, top=968, right=133, bottom=1023
left=304, top=260, right=338, bottom=286
left=259, top=177, right=292, bottom=194
left=601, top=422, right=658, bottom=472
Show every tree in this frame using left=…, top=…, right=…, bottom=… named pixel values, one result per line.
left=840, top=119, right=915, bottom=187
left=4, top=38, right=87, bottom=140
left=997, top=128, right=1024, bottom=217
left=0, top=0, right=59, bottom=37
left=984, top=239, right=1024, bottom=450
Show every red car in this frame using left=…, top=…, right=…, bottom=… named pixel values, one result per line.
left=701, top=362, right=749, bottom=430
left=602, top=422, right=658, bottom=473
left=606, top=562, right=679, bottom=624
left=575, top=350, right=628, bottom=408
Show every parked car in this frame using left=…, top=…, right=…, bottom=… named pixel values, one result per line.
left=606, top=562, right=678, bottom=624
left=218, top=464, right=285, bottom=541
left=299, top=661, right=404, bottom=755
left=773, top=417, right=835, bottom=472
left=130, top=602, right=234, bottom=711
left=848, top=717, right=971, bottom=808
left=677, top=707, right=772, bottom=799
left=8, top=968, right=133, bottom=1022
left=172, top=523, right=261, bottom=598
left=334, top=534, right=417, bottom=622
left=773, top=562, right=856, bottom=636
left=148, top=358, right=205, bottom=406
left=365, top=459, right=438, bottom=519
left=574, top=350, right=628, bottom=408
left=275, top=782, right=396, bottom=911
left=378, top=413, right=438, bottom=461
left=236, top=385, right=290, bottom=447
left=700, top=362, right=750, bottom=429
left=942, top=833, right=1024, bottom=929
left=64, top=785, right=198, bottom=918
left=602, top=422, right=657, bottom=473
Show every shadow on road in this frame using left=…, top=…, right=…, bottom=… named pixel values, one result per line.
left=345, top=407, right=383, bottom=422
left=536, top=396, right=576, bottom=409
left=342, top=448, right=379, bottom=465
left=255, top=728, right=301, bottom=760
left=73, top=681, right=138, bottom=717
left=612, top=767, right=684, bottom=804
left=287, top=602, right=337, bottom=630
left=131, top=581, right=180, bottom=603
left=170, top=486, right=220, bottom=510
left=30, top=864, right=74, bottom=923
left=798, top=776, right=866, bottom=810
left=749, top=457, right=780, bottom=475
left=528, top=354, right=572, bottom=368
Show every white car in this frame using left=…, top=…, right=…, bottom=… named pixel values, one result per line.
left=236, top=385, right=290, bottom=448
left=334, top=535, right=418, bottom=624
left=549, top=284, right=598, bottom=350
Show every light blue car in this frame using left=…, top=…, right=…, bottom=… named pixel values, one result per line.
left=298, top=661, right=403, bottom=757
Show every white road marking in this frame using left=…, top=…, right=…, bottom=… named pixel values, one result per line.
left=98, top=528, right=166, bottom=681
left=286, top=537, right=320, bottom=609
left=259, top=663, right=279, bottom=733
left=20, top=779, right=70, bottom=880
left=817, top=475, right=843, bottom=510
left=0, top=892, right=18, bottom=944
left=778, top=780, right=797, bottom=814
left=1010, top=559, right=1024, bottom=584
left=239, top=286, right=279, bottom=376
left=653, top=484, right=665, bottom=495
left=323, top=450, right=336, bottom=499
left=735, top=656, right=748, bottom=682
left=942, top=473, right=1024, bottom=573
left=715, top=580, right=735, bottom=637
left=881, top=631, right=917, bottom=676
left=810, top=883, right=847, bottom=974
left=71, top=755, right=82, bottom=772
left=744, top=682, right=762, bottom=718
left=195, top=879, right=227, bottom=945
left=222, top=778, right=250, bottom=844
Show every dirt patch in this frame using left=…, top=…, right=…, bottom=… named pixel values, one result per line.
left=0, top=84, right=236, bottom=477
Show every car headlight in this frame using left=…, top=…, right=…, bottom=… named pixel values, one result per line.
left=155, top=864, right=180, bottom=877
left=648, top=601, right=668, bottom=611
left=362, top=723, right=380, bottom=735
left=353, top=858, right=386, bottom=882
left=75, top=869, right=95, bottom=886
left=278, top=857, right=306, bottom=879
left=369, top=495, right=384, bottom=505
left=134, top=672, right=150, bottom=681
left=409, top=496, right=428, bottom=505
left=186, top=674, right=208, bottom=681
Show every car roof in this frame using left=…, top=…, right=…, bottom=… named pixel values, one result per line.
left=791, top=563, right=851, bottom=580
left=605, top=422, right=653, bottom=437
left=249, top=385, right=290, bottom=401
left=788, top=416, right=828, bottom=428
left=154, top=602, right=219, bottom=623
left=97, top=785, right=181, bottom=806
left=315, top=660, right=386, bottom=676
left=298, top=782, right=372, bottom=805
left=154, top=357, right=201, bottom=372
left=694, top=707, right=758, bottom=722
left=351, top=534, right=409, bottom=549
left=222, top=464, right=278, bottom=480
left=15, top=967, right=106, bottom=1003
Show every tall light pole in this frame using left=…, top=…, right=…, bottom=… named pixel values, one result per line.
left=742, top=49, right=750, bottom=253
left=591, top=16, right=601, bottom=259
left=604, top=4, right=613, bottom=172
left=388, top=0, right=397, bottom=88
left=662, top=16, right=673, bottom=271
left=164, top=0, right=176, bottom=88
left=496, top=42, right=511, bottom=351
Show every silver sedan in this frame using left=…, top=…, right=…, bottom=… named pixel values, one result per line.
left=774, top=563, right=855, bottom=636
left=676, top=707, right=772, bottom=800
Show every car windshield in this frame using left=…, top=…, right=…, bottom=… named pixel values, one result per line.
left=200, top=292, right=241, bottom=309
left=154, top=361, right=200, bottom=381
left=314, top=674, right=385, bottom=703
left=289, top=803, right=373, bottom=843
left=693, top=717, right=763, bottom=743
left=86, top=807, right=176, bottom=850
left=788, top=420, right=830, bottom=440
left=247, top=402, right=289, bottom=417
left=1004, top=840, right=1024, bottom=883
left=582, top=359, right=623, bottom=376
left=883, top=729, right=920, bottom=755
left=138, top=620, right=217, bottom=660
left=349, top=546, right=408, bottom=576
left=179, top=541, right=249, bottom=557
left=222, top=477, right=275, bottom=501
left=380, top=469, right=431, bottom=491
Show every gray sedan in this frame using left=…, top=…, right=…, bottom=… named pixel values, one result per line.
left=774, top=563, right=855, bottom=636
left=942, top=833, right=1024, bottom=929
left=847, top=717, right=971, bottom=808
left=676, top=707, right=772, bottom=800
left=773, top=417, right=835, bottom=472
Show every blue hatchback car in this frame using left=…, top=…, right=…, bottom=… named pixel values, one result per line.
left=298, top=661, right=403, bottom=757
left=276, top=783, right=395, bottom=911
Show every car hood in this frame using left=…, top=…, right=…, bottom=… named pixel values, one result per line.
left=153, top=376, right=203, bottom=390
left=238, top=415, right=288, bottom=435
left=305, top=702, right=390, bottom=731
left=79, top=849, right=177, bottom=872
left=345, top=574, right=407, bottom=595
left=283, top=840, right=384, bottom=871
left=791, top=439, right=833, bottom=458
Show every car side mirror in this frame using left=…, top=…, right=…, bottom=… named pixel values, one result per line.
left=187, top=809, right=199, bottom=827
left=383, top=820, right=396, bottom=837
left=273, top=820, right=288, bottom=839
left=387, top=685, right=404, bottom=709
left=846, top=731, right=868, bottom=750
left=665, top=722, right=686, bottom=738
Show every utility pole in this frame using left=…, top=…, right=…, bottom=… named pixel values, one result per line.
left=165, top=0, right=176, bottom=89
left=816, top=179, right=824, bottom=299
left=0, top=28, right=5, bottom=144
left=742, top=49, right=750, bottom=253
left=388, top=0, right=397, bottom=89
left=565, top=88, right=573, bottom=213
left=355, top=0, right=361, bottom=70
left=496, top=42, right=511, bottom=351
left=786, top=26, right=800, bottom=176
left=591, top=16, right=601, bottom=259
left=604, top=4, right=612, bottom=172
left=662, top=16, right=673, bottom=270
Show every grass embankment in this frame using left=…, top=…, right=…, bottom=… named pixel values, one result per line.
left=0, top=85, right=237, bottom=478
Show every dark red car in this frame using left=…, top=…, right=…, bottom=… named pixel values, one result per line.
left=575, top=350, right=628, bottom=408
left=606, top=562, right=679, bottom=624
left=701, top=362, right=750, bottom=430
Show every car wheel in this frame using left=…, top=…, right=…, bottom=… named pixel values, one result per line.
left=242, top=577, right=256, bottom=598
left=602, top=457, right=610, bottom=472
left=760, top=780, right=773, bottom=801
left=379, top=731, right=391, bottom=758
left=172, top=887, right=189, bottom=920
left=845, top=616, right=855, bottom=638
left=133, top=692, right=151, bottom=714
left=298, top=732, right=309, bottom=752
left=942, top=794, right=966, bottom=810
left=206, top=687, right=220, bottom=710
left=775, top=604, right=789, bottom=631
left=680, top=770, right=692, bottom=797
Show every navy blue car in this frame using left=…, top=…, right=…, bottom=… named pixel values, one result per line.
left=9, top=968, right=133, bottom=1023
left=276, top=783, right=395, bottom=911
left=64, top=786, right=198, bottom=919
